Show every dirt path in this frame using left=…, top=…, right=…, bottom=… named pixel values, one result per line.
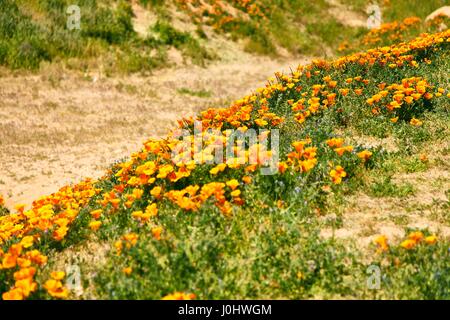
left=0, top=54, right=308, bottom=208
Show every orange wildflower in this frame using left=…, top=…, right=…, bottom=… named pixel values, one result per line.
left=330, top=166, right=347, bottom=184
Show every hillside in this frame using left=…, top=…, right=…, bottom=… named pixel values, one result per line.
left=1, top=26, right=449, bottom=300
left=1, top=0, right=449, bottom=209
left=1, top=0, right=450, bottom=301
left=1, top=0, right=449, bottom=72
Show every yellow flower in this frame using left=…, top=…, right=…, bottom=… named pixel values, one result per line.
left=44, top=279, right=69, bottom=299
left=132, top=188, right=144, bottom=199
left=51, top=271, right=66, bottom=281
left=329, top=166, right=347, bottom=184
left=254, top=118, right=268, bottom=127
left=226, top=179, right=239, bottom=190
left=145, top=203, right=158, bottom=218
left=339, top=88, right=349, bottom=96
left=131, top=210, right=143, bottom=220
left=19, top=236, right=34, bottom=249
left=150, top=186, right=162, bottom=198
left=2, top=288, right=24, bottom=300
left=425, top=235, right=437, bottom=245
left=15, top=278, right=37, bottom=298
left=334, top=145, right=353, bottom=156
left=210, top=163, right=226, bottom=175
left=114, top=240, right=123, bottom=255
left=411, top=93, right=422, bottom=100
left=326, top=138, right=344, bottom=148
left=53, top=226, right=69, bottom=241
left=13, top=267, right=36, bottom=280
left=230, top=189, right=241, bottom=197
left=278, top=161, right=288, bottom=174
left=400, top=239, right=416, bottom=249
left=408, top=231, right=424, bottom=242
left=90, top=209, right=102, bottom=219
left=357, top=150, right=373, bottom=162
left=156, top=164, right=174, bottom=179
left=123, top=233, right=139, bottom=247
left=404, top=96, right=414, bottom=104
left=373, top=235, right=389, bottom=252
left=89, top=220, right=102, bottom=231
left=242, top=176, right=252, bottom=184
left=390, top=117, right=398, bottom=123
left=410, top=118, right=423, bottom=126
left=151, top=226, right=163, bottom=240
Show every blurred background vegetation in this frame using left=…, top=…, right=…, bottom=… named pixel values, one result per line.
left=0, top=0, right=448, bottom=73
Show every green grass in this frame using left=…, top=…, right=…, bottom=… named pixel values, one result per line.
left=367, top=229, right=450, bottom=299
left=152, top=20, right=213, bottom=66
left=28, top=32, right=448, bottom=299
left=0, top=205, right=9, bottom=217
left=369, top=176, right=416, bottom=198
left=94, top=203, right=357, bottom=299
left=0, top=0, right=213, bottom=72
left=1, top=7, right=450, bottom=300
left=2, top=0, right=447, bottom=72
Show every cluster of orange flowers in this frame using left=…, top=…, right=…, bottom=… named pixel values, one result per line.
left=176, top=0, right=265, bottom=30
left=0, top=180, right=96, bottom=246
left=362, top=17, right=422, bottom=46
left=0, top=180, right=96, bottom=299
left=329, top=165, right=347, bottom=185
left=333, top=30, right=450, bottom=71
left=324, top=138, right=372, bottom=184
left=374, top=231, right=438, bottom=253
left=1, top=242, right=47, bottom=300
left=285, top=139, right=318, bottom=173
left=400, top=231, right=437, bottom=249
left=326, top=138, right=353, bottom=157
left=114, top=233, right=139, bottom=256
left=43, top=271, right=69, bottom=299
left=184, top=91, right=283, bottom=131
left=287, top=74, right=340, bottom=125
left=367, top=76, right=447, bottom=124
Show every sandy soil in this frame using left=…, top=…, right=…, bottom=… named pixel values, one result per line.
left=0, top=54, right=307, bottom=208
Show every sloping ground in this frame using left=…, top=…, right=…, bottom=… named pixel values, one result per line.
left=0, top=54, right=306, bottom=207
left=1, top=30, right=449, bottom=300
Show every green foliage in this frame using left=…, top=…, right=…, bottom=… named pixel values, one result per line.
left=95, top=193, right=356, bottom=299
left=87, top=34, right=449, bottom=299
left=81, top=2, right=135, bottom=44
left=367, top=231, right=450, bottom=299
left=369, top=176, right=415, bottom=198
left=0, top=206, right=9, bottom=217
left=152, top=20, right=213, bottom=65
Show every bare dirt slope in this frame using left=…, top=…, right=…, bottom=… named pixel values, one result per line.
left=0, top=55, right=307, bottom=208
